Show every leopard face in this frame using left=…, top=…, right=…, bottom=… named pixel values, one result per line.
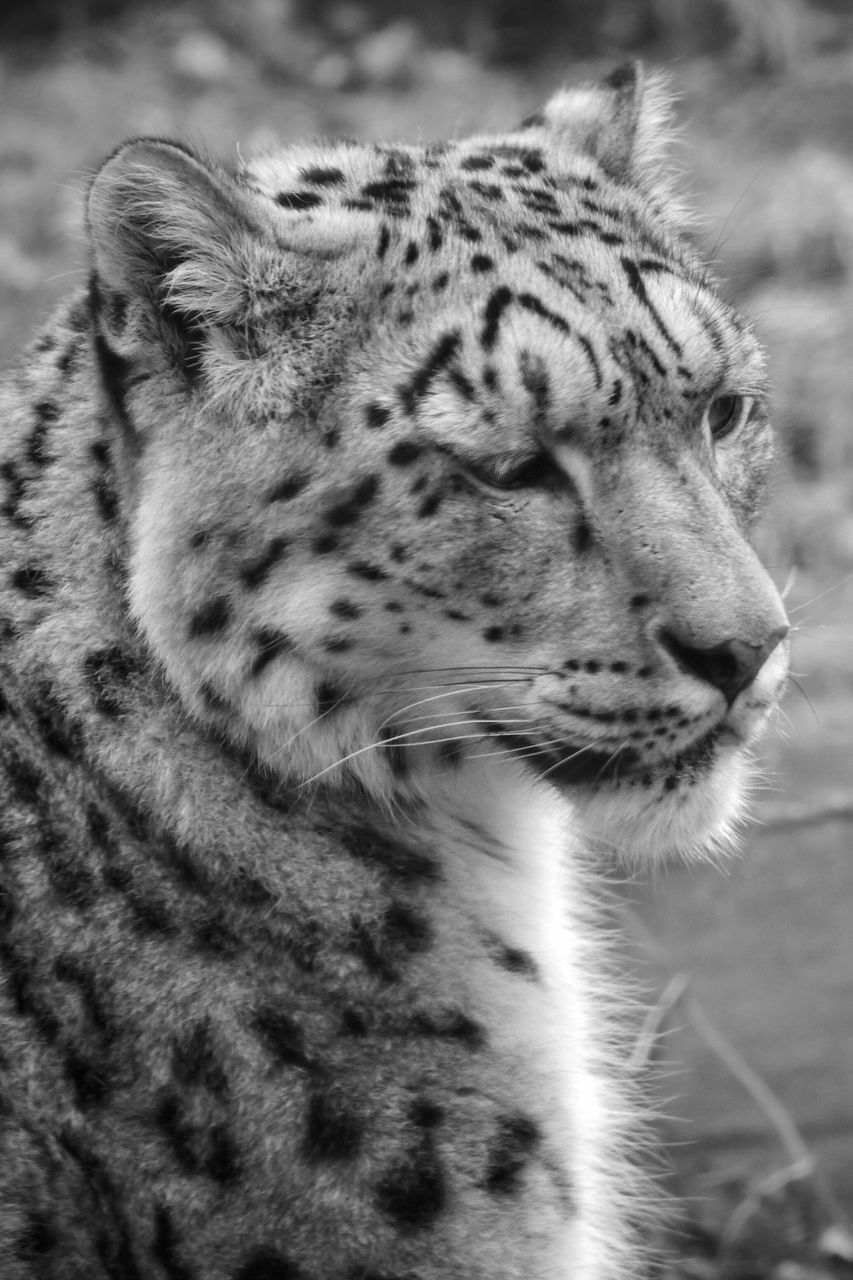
left=86, top=66, right=788, bottom=863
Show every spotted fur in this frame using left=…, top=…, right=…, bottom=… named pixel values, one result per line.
left=0, top=64, right=788, bottom=1279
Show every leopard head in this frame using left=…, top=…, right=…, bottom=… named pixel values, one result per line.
left=86, top=63, right=788, bottom=862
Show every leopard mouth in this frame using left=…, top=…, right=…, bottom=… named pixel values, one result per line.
left=504, top=725, right=723, bottom=789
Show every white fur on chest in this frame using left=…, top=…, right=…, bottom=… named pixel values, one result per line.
left=421, top=755, right=635, bottom=1279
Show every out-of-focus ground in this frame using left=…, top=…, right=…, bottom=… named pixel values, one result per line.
left=1, top=2, right=852, bottom=1275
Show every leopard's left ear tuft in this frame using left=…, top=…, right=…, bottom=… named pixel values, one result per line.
left=86, top=139, right=261, bottom=332
left=527, top=62, right=679, bottom=200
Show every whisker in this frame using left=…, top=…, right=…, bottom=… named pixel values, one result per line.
left=787, top=571, right=853, bottom=616
left=465, top=735, right=567, bottom=763
left=376, top=681, right=523, bottom=732
left=395, top=700, right=538, bottom=727
left=299, top=721, right=489, bottom=787
left=299, top=720, right=556, bottom=788
left=588, top=741, right=632, bottom=787
left=277, top=706, right=337, bottom=754
left=263, top=676, right=538, bottom=715
left=786, top=676, right=822, bottom=730
left=382, top=663, right=550, bottom=678
left=538, top=740, right=603, bottom=781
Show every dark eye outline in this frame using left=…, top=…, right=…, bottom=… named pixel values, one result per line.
left=704, top=393, right=753, bottom=442
left=463, top=452, right=561, bottom=492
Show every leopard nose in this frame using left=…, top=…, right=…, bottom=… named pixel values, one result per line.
left=657, top=626, right=789, bottom=706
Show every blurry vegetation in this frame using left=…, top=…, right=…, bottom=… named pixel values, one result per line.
left=2, top=0, right=852, bottom=67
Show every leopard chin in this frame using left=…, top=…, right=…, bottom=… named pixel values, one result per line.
left=566, top=735, right=755, bottom=866
left=542, top=692, right=783, bottom=867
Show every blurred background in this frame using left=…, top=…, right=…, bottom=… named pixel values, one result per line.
left=1, top=0, right=851, bottom=1274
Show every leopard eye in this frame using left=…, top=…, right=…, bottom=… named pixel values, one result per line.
left=468, top=453, right=558, bottom=491
left=705, top=394, right=751, bottom=441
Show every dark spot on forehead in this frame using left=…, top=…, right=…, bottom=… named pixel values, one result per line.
left=516, top=223, right=547, bottom=242
left=382, top=148, right=416, bottom=175
left=399, top=330, right=461, bottom=416
left=481, top=285, right=513, bottom=351
left=469, top=181, right=503, bottom=200
left=276, top=190, right=323, bottom=210
left=448, top=367, right=476, bottom=401
left=299, top=165, right=345, bottom=185
left=363, top=178, right=415, bottom=212
left=461, top=154, right=495, bottom=171
left=517, top=291, right=570, bottom=336
left=521, top=149, right=544, bottom=172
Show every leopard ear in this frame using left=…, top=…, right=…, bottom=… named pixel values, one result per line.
left=86, top=138, right=262, bottom=333
left=528, top=62, right=677, bottom=196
